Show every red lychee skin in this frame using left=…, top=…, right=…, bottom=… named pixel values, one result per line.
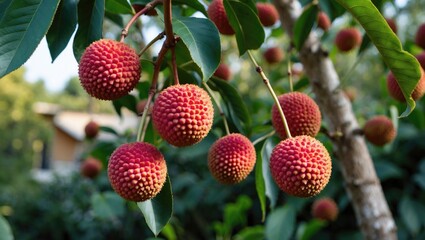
left=213, top=63, right=232, bottom=81
left=363, top=115, right=396, bottom=146
left=208, top=0, right=235, bottom=35
left=387, top=70, right=425, bottom=102
left=386, top=18, right=397, bottom=34
left=271, top=92, right=321, bottom=139
left=81, top=157, right=103, bottom=179
left=312, top=198, right=339, bottom=221
left=208, top=133, right=256, bottom=184
left=415, top=23, right=425, bottom=49
left=270, top=135, right=332, bottom=198
left=84, top=120, right=99, bottom=139
left=152, top=84, right=214, bottom=147
left=263, top=47, right=284, bottom=64
left=78, top=39, right=141, bottom=100
left=416, top=52, right=425, bottom=70
left=256, top=3, right=279, bottom=27
left=335, top=28, right=362, bottom=52
left=108, top=142, right=167, bottom=202
left=132, top=4, right=158, bottom=16
left=317, top=12, right=331, bottom=31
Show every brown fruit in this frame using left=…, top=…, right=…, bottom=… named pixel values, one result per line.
left=152, top=84, right=214, bottom=147
left=84, top=120, right=99, bottom=139
left=108, top=142, right=167, bottom=202
left=208, top=133, right=256, bottom=184
left=270, top=135, right=332, bottom=198
left=363, top=115, right=396, bottom=146
left=213, top=63, right=232, bottom=81
left=78, top=39, right=141, bottom=100
left=335, top=28, right=362, bottom=52
left=208, top=0, right=235, bottom=35
left=312, top=198, right=339, bottom=221
left=256, top=3, right=279, bottom=27
left=271, top=92, right=321, bottom=139
left=385, top=18, right=397, bottom=34
left=386, top=70, right=425, bottom=102
left=81, top=157, right=103, bottom=179
left=317, top=12, right=331, bottom=31
left=415, top=23, right=425, bottom=49
left=263, top=47, right=284, bottom=64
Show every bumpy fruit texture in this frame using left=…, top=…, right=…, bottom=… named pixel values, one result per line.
left=386, top=18, right=397, bottom=34
left=271, top=92, right=321, bottom=139
left=270, top=135, right=332, bottom=198
left=416, top=23, right=425, bottom=49
left=335, top=28, right=362, bottom=52
left=263, top=47, right=284, bottom=64
left=317, top=12, right=331, bottom=31
left=84, top=120, right=99, bottom=139
left=363, top=115, right=396, bottom=146
left=208, top=0, right=234, bottom=35
left=132, top=4, right=158, bottom=16
left=312, top=198, right=339, bottom=221
left=213, top=63, right=232, bottom=81
left=208, top=133, right=256, bottom=184
left=256, top=3, right=279, bottom=27
left=386, top=70, right=425, bottom=102
left=152, top=84, right=214, bottom=147
left=78, top=39, right=141, bottom=100
left=108, top=142, right=167, bottom=202
left=81, top=157, right=103, bottom=179
left=416, top=52, right=425, bottom=69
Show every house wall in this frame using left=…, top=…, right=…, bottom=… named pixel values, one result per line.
left=51, top=127, right=79, bottom=163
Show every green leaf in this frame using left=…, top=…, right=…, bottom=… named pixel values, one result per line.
left=137, top=175, right=173, bottom=237
left=0, top=215, right=13, bottom=240
left=223, top=0, right=265, bottom=55
left=89, top=141, right=120, bottom=162
left=294, top=3, right=318, bottom=50
left=0, top=0, right=60, bottom=78
left=255, top=139, right=267, bottom=222
left=46, top=0, right=77, bottom=62
left=399, top=196, right=421, bottom=235
left=73, top=0, right=104, bottom=62
left=374, top=161, right=403, bottom=181
left=172, top=17, right=221, bottom=82
left=99, top=126, right=119, bottom=136
left=261, top=137, right=280, bottom=209
left=131, top=0, right=207, bottom=16
left=336, top=0, right=421, bottom=117
left=210, top=78, right=252, bottom=132
left=234, top=226, right=265, bottom=240
left=265, top=205, right=296, bottom=240
left=91, top=191, right=125, bottom=220
left=105, top=0, right=133, bottom=15
left=296, top=219, right=327, bottom=240
left=414, top=174, right=425, bottom=190
left=112, top=94, right=138, bottom=117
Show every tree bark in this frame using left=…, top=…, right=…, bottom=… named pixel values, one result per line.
left=272, top=1, right=397, bottom=239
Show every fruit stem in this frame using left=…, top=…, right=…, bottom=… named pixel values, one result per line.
left=120, top=0, right=163, bottom=42
left=163, top=0, right=175, bottom=48
left=252, top=130, right=276, bottom=146
left=171, top=47, right=180, bottom=85
left=138, top=31, right=165, bottom=56
left=287, top=58, right=293, bottom=92
left=247, top=50, right=293, bottom=138
left=203, top=82, right=231, bottom=135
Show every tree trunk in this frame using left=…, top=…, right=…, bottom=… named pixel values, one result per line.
left=272, top=1, right=397, bottom=239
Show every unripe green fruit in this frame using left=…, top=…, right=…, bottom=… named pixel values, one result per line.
left=312, top=198, right=339, bottom=221
left=152, top=84, right=214, bottom=147
left=363, top=115, right=396, bottom=146
left=81, top=157, right=103, bottom=179
left=84, top=120, right=99, bottom=139
left=256, top=3, right=279, bottom=27
left=335, top=28, right=362, bottom=52
left=271, top=92, right=321, bottom=139
left=108, top=142, right=167, bottom=202
left=208, top=0, right=234, bottom=35
left=270, top=135, right=332, bottom=198
left=208, top=133, right=256, bottom=184
left=78, top=39, right=141, bottom=100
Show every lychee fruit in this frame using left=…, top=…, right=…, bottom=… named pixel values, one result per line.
left=271, top=92, right=321, bottom=139
left=132, top=4, right=158, bottom=16
left=386, top=70, right=425, bottom=102
left=81, top=157, right=103, bottom=179
left=263, top=46, right=284, bottom=64
left=78, top=39, right=141, bottom=100
left=312, top=198, right=339, bottom=221
left=208, top=0, right=235, bottom=35
left=416, top=52, right=425, bottom=69
left=386, top=18, right=397, bottom=34
left=415, top=23, right=425, bottom=49
left=84, top=120, right=99, bottom=139
left=334, top=28, right=362, bottom=52
left=213, top=63, right=232, bottom=81
left=363, top=115, right=396, bottom=146
left=317, top=12, right=331, bottom=31
left=208, top=133, right=256, bottom=184
left=270, top=135, right=332, bottom=198
left=152, top=84, right=214, bottom=147
left=108, top=142, right=167, bottom=202
left=256, top=2, right=279, bottom=27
